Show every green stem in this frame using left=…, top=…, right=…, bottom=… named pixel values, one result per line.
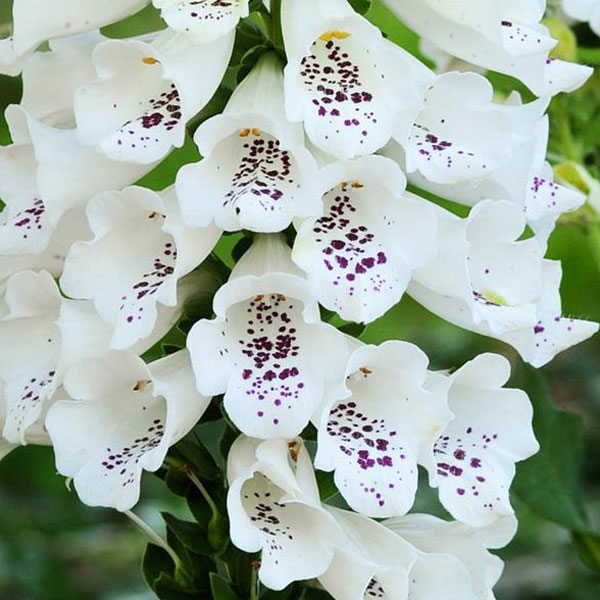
left=269, top=0, right=284, bottom=50
left=587, top=222, right=600, bottom=276
left=185, top=466, right=221, bottom=516
left=553, top=94, right=579, bottom=162
left=124, top=510, right=186, bottom=575
left=250, top=561, right=260, bottom=600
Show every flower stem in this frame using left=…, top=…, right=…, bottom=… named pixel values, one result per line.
left=124, top=510, right=184, bottom=573
left=268, top=0, right=285, bottom=50
left=184, top=466, right=220, bottom=516
left=587, top=222, right=600, bottom=276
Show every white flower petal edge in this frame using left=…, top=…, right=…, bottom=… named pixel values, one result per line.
left=292, top=155, right=437, bottom=323
left=384, top=89, right=585, bottom=244
left=60, top=185, right=221, bottom=350
left=188, top=234, right=350, bottom=440
left=17, top=105, right=155, bottom=226
left=1, top=0, right=148, bottom=73
left=281, top=0, right=432, bottom=159
left=46, top=349, right=208, bottom=511
left=74, top=29, right=234, bottom=164
left=423, top=354, right=538, bottom=527
left=382, top=0, right=592, bottom=96
left=0, top=271, right=113, bottom=444
left=408, top=200, right=599, bottom=366
left=319, top=507, right=417, bottom=600
left=314, top=340, right=451, bottom=518
left=177, top=53, right=322, bottom=233
left=153, top=0, right=250, bottom=45
left=0, top=383, right=52, bottom=461
left=385, top=512, right=518, bottom=600
left=226, top=435, right=344, bottom=590
left=563, top=0, right=600, bottom=36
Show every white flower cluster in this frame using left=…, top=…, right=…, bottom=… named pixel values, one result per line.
left=0, top=0, right=597, bottom=597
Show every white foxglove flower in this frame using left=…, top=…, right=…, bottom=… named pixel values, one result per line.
left=227, top=435, right=344, bottom=590
left=384, top=88, right=585, bottom=243
left=398, top=72, right=529, bottom=185
left=315, top=341, right=451, bottom=518
left=318, top=507, right=417, bottom=600
left=46, top=349, right=209, bottom=510
left=423, top=354, right=538, bottom=527
left=281, top=0, right=432, bottom=159
left=382, top=0, right=592, bottom=96
left=563, top=0, right=600, bottom=36
left=0, top=384, right=52, bottom=460
left=292, top=155, right=437, bottom=323
left=385, top=513, right=518, bottom=600
left=74, top=29, right=234, bottom=164
left=0, top=271, right=112, bottom=443
left=177, top=53, right=321, bottom=233
left=408, top=200, right=598, bottom=366
left=0, top=0, right=147, bottom=73
left=60, top=186, right=220, bottom=350
left=188, top=234, right=350, bottom=440
left=153, top=0, right=250, bottom=45
left=24, top=111, right=155, bottom=225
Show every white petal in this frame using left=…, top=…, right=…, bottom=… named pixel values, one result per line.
left=425, top=354, right=538, bottom=527
left=315, top=341, right=451, bottom=518
left=293, top=156, right=437, bottom=323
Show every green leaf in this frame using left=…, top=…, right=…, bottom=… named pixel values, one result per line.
left=316, top=470, right=339, bottom=502
left=512, top=367, right=588, bottom=531
left=153, top=573, right=202, bottom=600
left=162, top=513, right=211, bottom=556
left=298, top=587, right=334, bottom=600
left=572, top=531, right=600, bottom=572
left=175, top=439, right=221, bottom=481
left=142, top=543, right=175, bottom=589
left=210, top=573, right=241, bottom=600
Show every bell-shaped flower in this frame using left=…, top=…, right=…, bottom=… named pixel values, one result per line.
left=0, top=384, right=52, bottom=460
left=292, top=155, right=437, bottom=323
left=397, top=72, right=527, bottom=185
left=315, top=340, right=451, bottom=518
left=385, top=86, right=585, bottom=243
left=563, top=0, right=600, bottom=36
left=227, top=435, right=344, bottom=590
left=153, top=0, right=250, bottom=45
left=188, top=234, right=350, bottom=440
left=0, top=0, right=148, bottom=73
left=423, top=354, right=538, bottom=527
left=0, top=270, right=113, bottom=443
left=0, top=33, right=105, bottom=252
left=177, top=53, right=321, bottom=233
left=318, top=507, right=417, bottom=600
left=385, top=512, right=517, bottom=600
left=60, top=185, right=221, bottom=351
left=382, top=0, right=592, bottom=96
left=73, top=29, right=234, bottom=164
left=46, top=349, right=209, bottom=511
left=281, top=0, right=433, bottom=159
left=408, top=200, right=599, bottom=366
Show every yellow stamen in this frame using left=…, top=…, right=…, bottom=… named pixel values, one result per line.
left=360, top=366, right=373, bottom=376
left=253, top=294, right=264, bottom=302
left=288, top=440, right=300, bottom=462
left=351, top=181, right=364, bottom=188
left=239, top=128, right=251, bottom=137
left=252, top=128, right=261, bottom=136
left=142, top=56, right=160, bottom=65
left=133, top=379, right=151, bottom=392
left=319, top=30, right=351, bottom=41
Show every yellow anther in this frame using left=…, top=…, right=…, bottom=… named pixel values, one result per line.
left=253, top=294, right=265, bottom=302
left=288, top=440, right=300, bottom=462
left=133, top=379, right=151, bottom=392
left=319, top=30, right=351, bottom=41
left=275, top=294, right=287, bottom=302
left=239, top=128, right=251, bottom=137
left=252, top=128, right=261, bottom=136
left=359, top=366, right=373, bottom=377
left=142, top=56, right=160, bottom=65
left=351, top=181, right=364, bottom=188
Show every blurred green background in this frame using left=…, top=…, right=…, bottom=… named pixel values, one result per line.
left=1, top=1, right=600, bottom=599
